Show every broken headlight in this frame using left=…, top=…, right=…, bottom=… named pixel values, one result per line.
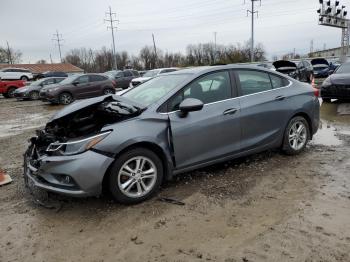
left=46, top=131, right=111, bottom=155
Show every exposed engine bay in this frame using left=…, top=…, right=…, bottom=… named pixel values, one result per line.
left=30, top=96, right=143, bottom=157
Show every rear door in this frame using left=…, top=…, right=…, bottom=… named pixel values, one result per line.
left=235, top=69, right=291, bottom=151
left=88, top=75, right=108, bottom=96
left=167, top=70, right=241, bottom=169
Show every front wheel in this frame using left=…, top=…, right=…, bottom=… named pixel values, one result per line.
left=108, top=148, right=163, bottom=204
left=103, top=88, right=115, bottom=95
left=59, top=92, right=73, bottom=105
left=282, top=116, right=310, bottom=155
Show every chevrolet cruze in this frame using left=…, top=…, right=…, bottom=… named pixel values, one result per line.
left=24, top=65, right=320, bottom=204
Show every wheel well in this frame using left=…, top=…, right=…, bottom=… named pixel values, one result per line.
left=59, top=91, right=73, bottom=98
left=291, top=112, right=313, bottom=138
left=102, top=142, right=170, bottom=194
left=7, top=86, right=17, bottom=91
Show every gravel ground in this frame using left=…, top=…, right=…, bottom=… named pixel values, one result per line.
left=0, top=97, right=350, bottom=262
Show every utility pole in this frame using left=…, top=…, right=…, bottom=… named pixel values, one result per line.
left=310, top=39, right=314, bottom=55
left=152, top=33, right=158, bottom=68
left=50, top=53, right=53, bottom=64
left=214, top=32, right=217, bottom=63
left=105, top=6, right=119, bottom=70
left=6, top=41, right=12, bottom=64
left=52, top=30, right=63, bottom=62
left=293, top=48, right=296, bottom=59
left=246, top=0, right=261, bottom=62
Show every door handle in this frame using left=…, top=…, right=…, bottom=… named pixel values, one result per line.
left=275, top=95, right=286, bottom=101
left=223, top=108, right=238, bottom=115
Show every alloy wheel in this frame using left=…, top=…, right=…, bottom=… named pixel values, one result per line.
left=288, top=121, right=307, bottom=151
left=117, top=156, right=157, bottom=198
left=60, top=93, right=73, bottom=105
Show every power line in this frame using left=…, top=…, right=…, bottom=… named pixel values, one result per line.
left=246, top=0, right=262, bottom=62
left=105, top=6, right=119, bottom=70
left=52, top=30, right=64, bottom=62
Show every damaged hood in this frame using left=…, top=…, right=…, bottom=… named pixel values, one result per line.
left=50, top=95, right=146, bottom=122
left=273, top=60, right=297, bottom=70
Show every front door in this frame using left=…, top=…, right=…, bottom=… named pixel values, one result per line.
left=74, top=75, right=92, bottom=99
left=168, top=70, right=241, bottom=169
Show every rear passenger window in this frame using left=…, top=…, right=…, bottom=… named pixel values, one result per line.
left=269, top=74, right=289, bottom=88
left=89, top=75, right=107, bottom=82
left=236, top=70, right=272, bottom=96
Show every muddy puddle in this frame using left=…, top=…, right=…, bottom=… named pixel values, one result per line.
left=311, top=120, right=343, bottom=146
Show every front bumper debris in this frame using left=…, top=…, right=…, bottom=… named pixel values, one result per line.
left=24, top=141, right=114, bottom=197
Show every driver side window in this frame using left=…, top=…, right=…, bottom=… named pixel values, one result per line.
left=168, top=71, right=231, bottom=111
left=76, top=75, right=89, bottom=84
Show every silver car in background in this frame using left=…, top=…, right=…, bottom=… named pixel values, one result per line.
left=24, top=65, right=320, bottom=204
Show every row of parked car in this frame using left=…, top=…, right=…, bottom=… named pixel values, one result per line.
left=1, top=59, right=349, bottom=105
left=256, top=58, right=340, bottom=83
left=0, top=67, right=180, bottom=104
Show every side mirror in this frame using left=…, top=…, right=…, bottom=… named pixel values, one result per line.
left=179, top=98, right=204, bottom=117
left=72, top=81, right=79, bottom=85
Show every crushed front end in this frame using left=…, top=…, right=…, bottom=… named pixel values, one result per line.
left=24, top=95, right=143, bottom=197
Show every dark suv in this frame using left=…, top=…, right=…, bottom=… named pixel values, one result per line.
left=39, top=74, right=116, bottom=105
left=296, top=60, right=314, bottom=83
left=105, top=70, right=140, bottom=89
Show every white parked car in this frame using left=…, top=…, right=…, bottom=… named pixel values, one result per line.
left=0, top=68, right=33, bottom=81
left=130, top=68, right=178, bottom=87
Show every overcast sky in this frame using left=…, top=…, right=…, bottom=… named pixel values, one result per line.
left=1, top=0, right=350, bottom=63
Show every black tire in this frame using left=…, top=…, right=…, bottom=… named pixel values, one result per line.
left=20, top=76, right=29, bottom=81
left=282, top=116, right=310, bottom=155
left=3, top=93, right=9, bottom=98
left=6, top=87, right=16, bottom=98
left=59, top=92, right=73, bottom=105
left=103, top=88, right=115, bottom=95
left=323, top=98, right=331, bottom=103
left=108, top=148, right=163, bottom=204
left=29, top=91, right=39, bottom=100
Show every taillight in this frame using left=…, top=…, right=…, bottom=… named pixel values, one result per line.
left=313, top=87, right=319, bottom=97
left=112, top=80, right=117, bottom=87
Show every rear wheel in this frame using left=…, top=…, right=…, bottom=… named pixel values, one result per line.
left=59, top=92, right=73, bottom=105
left=29, top=91, right=39, bottom=100
left=282, top=116, right=310, bottom=155
left=108, top=148, right=163, bottom=204
left=20, top=76, right=29, bottom=81
left=6, top=87, right=16, bottom=98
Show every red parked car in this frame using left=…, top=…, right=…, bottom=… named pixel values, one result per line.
left=0, top=80, right=26, bottom=98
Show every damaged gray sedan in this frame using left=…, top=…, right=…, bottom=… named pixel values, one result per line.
left=24, top=65, right=320, bottom=204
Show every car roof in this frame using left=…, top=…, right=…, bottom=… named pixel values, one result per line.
left=167, top=65, right=275, bottom=75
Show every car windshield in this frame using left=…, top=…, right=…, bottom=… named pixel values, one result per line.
left=29, top=79, right=46, bottom=86
left=122, top=74, right=190, bottom=106
left=58, top=75, right=80, bottom=84
left=335, top=63, right=350, bottom=74
left=143, top=69, right=161, bottom=77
